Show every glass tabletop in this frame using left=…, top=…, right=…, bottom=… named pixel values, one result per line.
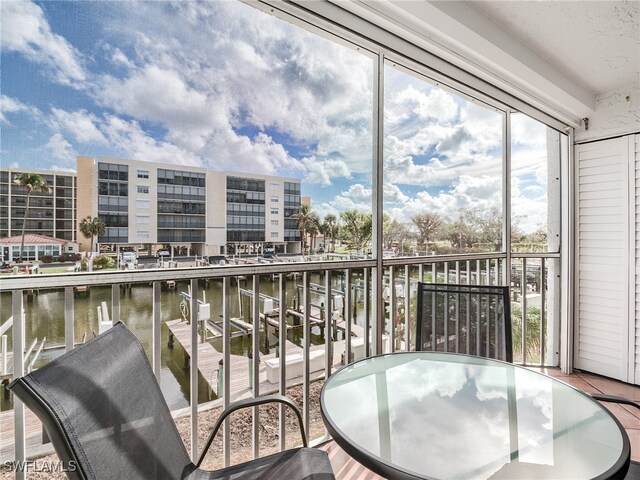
left=321, top=352, right=630, bottom=480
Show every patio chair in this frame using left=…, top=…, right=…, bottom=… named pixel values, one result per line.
left=416, top=283, right=513, bottom=362
left=8, top=322, right=334, bottom=480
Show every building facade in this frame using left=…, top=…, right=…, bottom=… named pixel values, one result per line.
left=0, top=169, right=76, bottom=242
left=74, top=156, right=302, bottom=255
left=0, top=233, right=78, bottom=262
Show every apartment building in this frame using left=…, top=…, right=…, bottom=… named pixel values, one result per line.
left=0, top=168, right=76, bottom=242
left=75, top=156, right=302, bottom=255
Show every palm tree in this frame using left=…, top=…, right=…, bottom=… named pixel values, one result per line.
left=322, top=214, right=339, bottom=252
left=291, top=204, right=320, bottom=254
left=79, top=216, right=106, bottom=253
left=13, top=173, right=51, bottom=261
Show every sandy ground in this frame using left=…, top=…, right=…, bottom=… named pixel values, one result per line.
left=1, top=381, right=326, bottom=479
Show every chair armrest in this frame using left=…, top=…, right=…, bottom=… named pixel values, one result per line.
left=591, top=393, right=640, bottom=410
left=196, top=394, right=307, bottom=468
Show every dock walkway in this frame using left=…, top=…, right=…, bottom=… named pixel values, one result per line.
left=0, top=321, right=360, bottom=463
left=165, top=318, right=346, bottom=399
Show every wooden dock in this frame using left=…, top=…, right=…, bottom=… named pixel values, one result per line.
left=165, top=318, right=350, bottom=401
left=0, top=321, right=361, bottom=462
left=166, top=319, right=226, bottom=389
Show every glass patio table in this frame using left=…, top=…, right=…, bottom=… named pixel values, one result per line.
left=321, top=352, right=630, bottom=480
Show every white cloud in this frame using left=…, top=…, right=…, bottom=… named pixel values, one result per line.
left=386, top=175, right=502, bottom=223
left=97, top=65, right=213, bottom=138
left=100, top=115, right=202, bottom=167
left=50, top=109, right=108, bottom=146
left=1, top=0, right=86, bottom=86
left=91, top=0, right=374, bottom=176
left=46, top=133, right=77, bottom=163
left=108, top=47, right=134, bottom=69
left=0, top=95, right=40, bottom=124
left=303, top=157, right=351, bottom=186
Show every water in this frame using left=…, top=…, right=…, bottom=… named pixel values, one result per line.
left=1, top=271, right=364, bottom=411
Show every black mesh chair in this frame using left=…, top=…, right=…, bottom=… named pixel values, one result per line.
left=8, top=322, right=334, bottom=480
left=416, top=283, right=513, bottom=362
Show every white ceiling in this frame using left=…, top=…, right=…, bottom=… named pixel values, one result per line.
left=326, top=0, right=639, bottom=121
left=470, top=0, right=640, bottom=96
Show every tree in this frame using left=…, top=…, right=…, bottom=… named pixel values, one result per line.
left=463, top=207, right=502, bottom=250
left=383, top=216, right=413, bottom=254
left=13, top=173, right=51, bottom=261
left=411, top=212, right=443, bottom=251
left=307, top=220, right=320, bottom=253
left=322, top=214, right=339, bottom=252
left=291, top=204, right=320, bottom=254
left=79, top=216, right=106, bottom=253
left=339, top=210, right=372, bottom=252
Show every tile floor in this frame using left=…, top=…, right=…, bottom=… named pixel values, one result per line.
left=319, top=368, right=640, bottom=480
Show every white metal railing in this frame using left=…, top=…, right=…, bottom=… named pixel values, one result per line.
left=0, top=252, right=558, bottom=473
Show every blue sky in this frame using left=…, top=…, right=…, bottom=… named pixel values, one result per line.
left=1, top=0, right=552, bottom=232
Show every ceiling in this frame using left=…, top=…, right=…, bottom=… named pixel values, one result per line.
left=470, top=0, right=640, bottom=97
left=325, top=0, right=639, bottom=122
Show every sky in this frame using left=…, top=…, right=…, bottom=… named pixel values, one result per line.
left=0, top=0, right=556, bottom=233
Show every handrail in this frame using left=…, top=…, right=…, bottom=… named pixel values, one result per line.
left=0, top=252, right=560, bottom=292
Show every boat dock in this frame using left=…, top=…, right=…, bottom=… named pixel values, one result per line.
left=0, top=319, right=365, bottom=463
left=165, top=318, right=354, bottom=400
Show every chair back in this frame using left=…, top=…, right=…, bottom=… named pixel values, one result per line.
left=416, top=283, right=513, bottom=362
left=9, top=322, right=194, bottom=480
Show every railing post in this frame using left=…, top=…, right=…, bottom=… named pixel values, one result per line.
left=64, top=287, right=74, bottom=352
left=521, top=258, right=528, bottom=364
left=278, top=273, right=287, bottom=451
left=364, top=268, right=371, bottom=357
left=152, top=281, right=161, bottom=382
left=324, top=269, right=332, bottom=375
left=389, top=266, right=396, bottom=352
left=404, top=265, right=410, bottom=351
left=344, top=269, right=352, bottom=364
left=189, top=278, right=199, bottom=462
left=222, top=277, right=231, bottom=464
left=541, top=258, right=546, bottom=366
left=1, top=335, right=7, bottom=376
left=111, top=283, right=120, bottom=324
left=13, top=290, right=26, bottom=480
left=251, top=274, right=260, bottom=460
left=302, top=271, right=311, bottom=437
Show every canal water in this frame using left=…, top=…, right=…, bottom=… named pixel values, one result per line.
left=1, top=271, right=365, bottom=411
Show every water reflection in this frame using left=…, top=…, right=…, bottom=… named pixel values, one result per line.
left=1, top=271, right=365, bottom=411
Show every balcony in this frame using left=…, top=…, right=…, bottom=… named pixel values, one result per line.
left=1, top=252, right=635, bottom=476
left=1, top=0, right=638, bottom=477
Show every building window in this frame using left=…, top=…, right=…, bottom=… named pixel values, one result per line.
left=136, top=200, right=150, bottom=209
left=137, top=185, right=149, bottom=194
left=136, top=216, right=150, bottom=224
left=137, top=170, right=149, bottom=179
left=271, top=208, right=279, bottom=215
left=271, top=232, right=279, bottom=239
left=137, top=230, right=149, bottom=239
left=271, top=196, right=279, bottom=203
left=271, top=220, right=278, bottom=226
left=271, top=182, right=279, bottom=191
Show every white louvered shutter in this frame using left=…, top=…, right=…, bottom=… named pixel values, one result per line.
left=575, top=136, right=635, bottom=382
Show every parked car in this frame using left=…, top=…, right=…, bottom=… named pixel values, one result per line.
left=156, top=250, right=171, bottom=258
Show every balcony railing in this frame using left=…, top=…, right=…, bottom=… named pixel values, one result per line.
left=0, top=252, right=559, bottom=472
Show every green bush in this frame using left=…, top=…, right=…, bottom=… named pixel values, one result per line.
left=39, top=255, right=54, bottom=263
left=93, top=255, right=115, bottom=269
